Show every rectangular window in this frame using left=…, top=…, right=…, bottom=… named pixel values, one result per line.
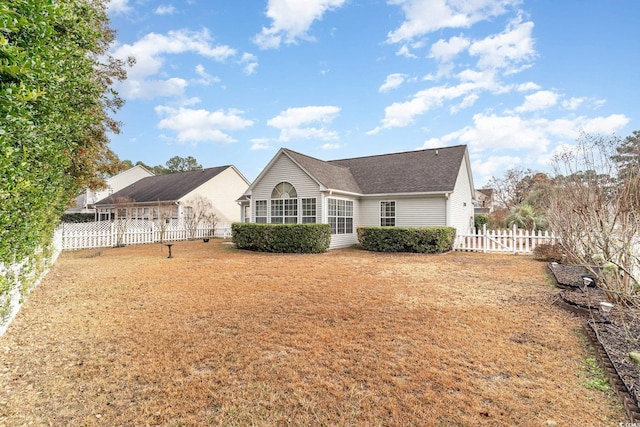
left=380, top=201, right=396, bottom=226
left=302, top=198, right=316, bottom=223
left=284, top=199, right=298, bottom=224
left=271, top=199, right=283, bottom=223
left=328, top=198, right=353, bottom=234
left=255, top=200, right=267, bottom=223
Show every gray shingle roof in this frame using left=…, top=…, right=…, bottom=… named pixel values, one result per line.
left=95, top=166, right=231, bottom=205
left=283, top=145, right=467, bottom=195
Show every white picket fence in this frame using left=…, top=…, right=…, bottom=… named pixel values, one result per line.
left=60, top=220, right=231, bottom=251
left=455, top=224, right=557, bottom=254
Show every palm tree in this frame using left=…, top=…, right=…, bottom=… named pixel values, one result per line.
left=505, top=203, right=548, bottom=231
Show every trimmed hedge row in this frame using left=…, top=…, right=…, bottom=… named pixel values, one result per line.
left=357, top=226, right=456, bottom=253
left=232, top=223, right=331, bottom=253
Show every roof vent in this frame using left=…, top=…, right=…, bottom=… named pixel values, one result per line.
left=435, top=150, right=439, bottom=156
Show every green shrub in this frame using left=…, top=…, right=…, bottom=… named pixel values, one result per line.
left=61, top=213, right=95, bottom=223
left=357, top=226, right=456, bottom=253
left=474, top=214, right=489, bottom=230
left=232, top=223, right=331, bottom=253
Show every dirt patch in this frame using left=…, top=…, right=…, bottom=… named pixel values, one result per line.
left=549, top=262, right=640, bottom=420
left=0, top=241, right=625, bottom=425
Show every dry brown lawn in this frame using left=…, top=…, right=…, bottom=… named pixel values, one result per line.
left=0, top=240, right=625, bottom=426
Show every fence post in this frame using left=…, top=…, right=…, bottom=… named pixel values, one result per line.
left=482, top=224, right=487, bottom=253
left=512, top=223, right=517, bottom=254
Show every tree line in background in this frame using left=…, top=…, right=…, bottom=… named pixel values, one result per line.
left=121, top=155, right=203, bottom=175
left=481, top=131, right=640, bottom=307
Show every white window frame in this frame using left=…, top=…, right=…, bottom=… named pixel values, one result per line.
left=302, top=198, right=316, bottom=223
left=255, top=200, right=267, bottom=223
left=380, top=201, right=396, bottom=227
left=328, top=198, right=353, bottom=235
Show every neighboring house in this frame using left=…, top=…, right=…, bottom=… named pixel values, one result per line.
left=94, top=165, right=249, bottom=224
left=474, top=188, right=494, bottom=215
left=238, top=145, right=476, bottom=249
left=65, top=165, right=154, bottom=215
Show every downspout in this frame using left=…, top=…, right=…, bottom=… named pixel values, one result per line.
left=445, top=192, right=451, bottom=227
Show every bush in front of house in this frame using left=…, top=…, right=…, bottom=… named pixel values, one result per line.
left=232, top=223, right=331, bottom=253
left=357, top=226, right=456, bottom=253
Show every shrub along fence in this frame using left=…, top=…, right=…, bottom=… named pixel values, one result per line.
left=455, top=224, right=557, bottom=254
left=59, top=220, right=230, bottom=250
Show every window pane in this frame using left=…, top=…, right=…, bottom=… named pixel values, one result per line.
left=256, top=200, right=267, bottom=216
left=328, top=217, right=337, bottom=234
left=271, top=217, right=283, bottom=224
left=346, top=218, right=353, bottom=233
left=271, top=200, right=283, bottom=216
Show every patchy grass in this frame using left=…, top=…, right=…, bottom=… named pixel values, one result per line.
left=0, top=240, right=625, bottom=425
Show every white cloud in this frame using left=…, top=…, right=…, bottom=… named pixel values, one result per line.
left=193, top=65, right=220, bottom=86
left=239, top=53, right=259, bottom=75
left=450, top=93, right=479, bottom=114
left=514, top=90, right=559, bottom=112
left=107, top=0, right=132, bottom=15
left=267, top=106, right=341, bottom=142
left=581, top=114, right=630, bottom=134
left=516, top=81, right=541, bottom=92
left=250, top=138, right=272, bottom=150
left=379, top=74, right=407, bottom=92
left=254, top=0, right=347, bottom=49
left=468, top=19, right=536, bottom=72
left=123, top=77, right=188, bottom=99
left=387, top=0, right=517, bottom=44
left=322, top=143, right=341, bottom=149
left=420, top=113, right=630, bottom=158
left=472, top=155, right=522, bottom=183
left=368, top=81, right=485, bottom=133
left=396, top=45, right=418, bottom=59
left=155, top=106, right=254, bottom=144
left=429, top=36, right=470, bottom=62
left=112, top=29, right=236, bottom=99
left=561, top=97, right=585, bottom=110
left=155, top=5, right=176, bottom=15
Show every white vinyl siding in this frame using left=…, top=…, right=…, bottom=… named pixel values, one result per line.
left=359, top=196, right=446, bottom=227
left=449, top=157, right=475, bottom=235
left=249, top=155, right=322, bottom=224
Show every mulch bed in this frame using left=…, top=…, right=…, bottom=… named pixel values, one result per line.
left=549, top=263, right=640, bottom=421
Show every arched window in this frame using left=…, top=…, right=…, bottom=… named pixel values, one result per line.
left=271, top=182, right=297, bottom=223
left=271, top=182, right=297, bottom=199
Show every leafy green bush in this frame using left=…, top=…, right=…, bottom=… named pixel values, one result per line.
left=357, top=226, right=456, bottom=253
left=474, top=214, right=489, bottom=230
left=232, top=223, right=331, bottom=253
left=61, top=213, right=96, bottom=223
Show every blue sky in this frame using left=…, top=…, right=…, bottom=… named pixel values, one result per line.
left=106, top=0, right=638, bottom=186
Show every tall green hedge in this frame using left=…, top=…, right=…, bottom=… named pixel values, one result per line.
left=1, top=0, right=125, bottom=323
left=232, top=223, right=331, bottom=253
left=357, top=226, right=456, bottom=253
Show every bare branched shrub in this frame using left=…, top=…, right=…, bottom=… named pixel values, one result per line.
left=152, top=203, right=176, bottom=243
left=547, top=133, right=639, bottom=307
left=182, top=196, right=218, bottom=239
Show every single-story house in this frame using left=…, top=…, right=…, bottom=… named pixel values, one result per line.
left=95, top=165, right=249, bottom=225
left=65, top=164, right=154, bottom=215
left=237, top=145, right=475, bottom=249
